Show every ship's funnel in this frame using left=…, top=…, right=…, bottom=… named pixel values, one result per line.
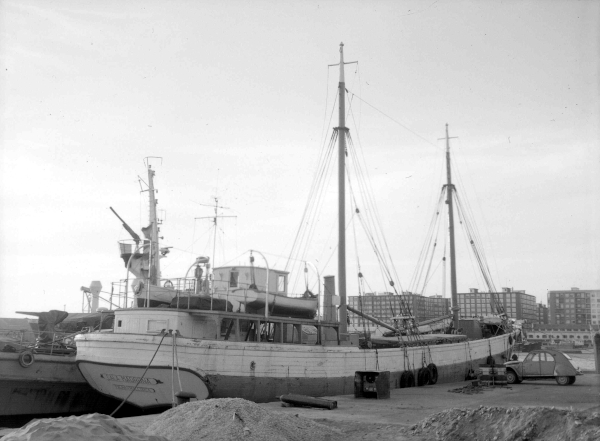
left=323, top=276, right=337, bottom=323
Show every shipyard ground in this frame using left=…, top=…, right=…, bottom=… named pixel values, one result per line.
left=106, top=373, right=600, bottom=441
left=1, top=377, right=599, bottom=440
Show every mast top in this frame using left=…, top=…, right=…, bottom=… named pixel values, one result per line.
left=329, top=42, right=356, bottom=85
left=339, top=42, right=345, bottom=83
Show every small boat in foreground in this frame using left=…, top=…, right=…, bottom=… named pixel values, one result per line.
left=0, top=312, right=132, bottom=425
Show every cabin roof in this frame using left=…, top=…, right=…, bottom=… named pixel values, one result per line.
left=214, top=265, right=289, bottom=275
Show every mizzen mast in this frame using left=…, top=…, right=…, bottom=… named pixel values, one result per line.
left=443, top=124, right=460, bottom=329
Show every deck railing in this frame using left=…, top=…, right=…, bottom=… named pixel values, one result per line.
left=0, top=328, right=84, bottom=355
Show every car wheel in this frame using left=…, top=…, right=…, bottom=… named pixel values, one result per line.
left=506, top=370, right=519, bottom=384
left=568, top=376, right=576, bottom=385
left=556, top=376, right=570, bottom=386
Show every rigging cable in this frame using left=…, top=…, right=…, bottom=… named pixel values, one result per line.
left=348, top=92, right=442, bottom=151
left=285, top=127, right=338, bottom=282
left=345, top=129, right=417, bottom=328
left=409, top=187, right=445, bottom=293
left=285, top=92, right=339, bottom=275
left=345, top=125, right=409, bottom=302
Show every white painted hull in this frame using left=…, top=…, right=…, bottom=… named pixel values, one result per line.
left=76, top=331, right=514, bottom=407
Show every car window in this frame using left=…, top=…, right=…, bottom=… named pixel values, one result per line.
left=530, top=354, right=540, bottom=362
left=545, top=353, right=555, bottom=362
left=524, top=353, right=535, bottom=363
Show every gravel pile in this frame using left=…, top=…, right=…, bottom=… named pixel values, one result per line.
left=406, top=405, right=600, bottom=441
left=145, top=398, right=343, bottom=441
left=2, top=413, right=168, bottom=441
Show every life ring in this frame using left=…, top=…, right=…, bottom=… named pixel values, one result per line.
left=19, top=350, right=34, bottom=368
left=63, top=336, right=75, bottom=346
left=400, top=371, right=415, bottom=388
left=417, top=367, right=431, bottom=386
left=427, top=363, right=439, bottom=385
left=164, top=280, right=174, bottom=289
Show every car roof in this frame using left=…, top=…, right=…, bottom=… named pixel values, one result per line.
left=528, top=349, right=572, bottom=360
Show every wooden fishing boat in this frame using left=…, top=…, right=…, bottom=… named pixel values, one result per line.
left=76, top=44, right=515, bottom=409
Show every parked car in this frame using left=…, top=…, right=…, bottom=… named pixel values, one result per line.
left=505, top=349, right=583, bottom=385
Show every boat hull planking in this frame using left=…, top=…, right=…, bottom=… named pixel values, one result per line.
left=75, top=331, right=514, bottom=407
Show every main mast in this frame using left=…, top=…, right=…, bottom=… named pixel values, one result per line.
left=337, top=43, right=348, bottom=335
left=444, top=124, right=460, bottom=329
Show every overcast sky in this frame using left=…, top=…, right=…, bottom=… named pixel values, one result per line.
left=1, top=0, right=598, bottom=317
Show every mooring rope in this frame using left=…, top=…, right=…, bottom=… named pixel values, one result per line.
left=110, top=330, right=169, bottom=417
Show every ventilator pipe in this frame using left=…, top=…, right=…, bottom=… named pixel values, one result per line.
left=305, top=261, right=321, bottom=324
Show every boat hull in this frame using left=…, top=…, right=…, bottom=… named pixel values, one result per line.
left=0, top=352, right=130, bottom=423
left=76, top=331, right=514, bottom=407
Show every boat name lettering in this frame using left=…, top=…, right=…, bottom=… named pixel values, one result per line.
left=113, top=384, right=156, bottom=393
left=100, top=373, right=163, bottom=385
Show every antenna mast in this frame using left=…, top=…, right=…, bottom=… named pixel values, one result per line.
left=195, top=197, right=236, bottom=284
left=147, top=165, right=160, bottom=285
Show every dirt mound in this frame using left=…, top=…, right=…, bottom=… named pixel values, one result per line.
left=2, top=413, right=168, bottom=441
left=145, top=398, right=343, bottom=441
left=406, top=405, right=600, bottom=441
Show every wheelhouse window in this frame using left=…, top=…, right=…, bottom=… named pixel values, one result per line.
left=229, top=270, right=239, bottom=288
left=277, top=275, right=286, bottom=293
